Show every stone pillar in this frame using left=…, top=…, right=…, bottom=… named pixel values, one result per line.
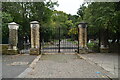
left=78, top=22, right=87, bottom=48
left=8, top=22, right=19, bottom=54
left=78, top=22, right=88, bottom=54
left=30, top=21, right=40, bottom=55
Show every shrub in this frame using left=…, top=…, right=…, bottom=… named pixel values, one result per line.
left=87, top=42, right=99, bottom=52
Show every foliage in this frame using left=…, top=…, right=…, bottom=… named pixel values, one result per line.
left=2, top=1, right=81, bottom=46
left=77, top=3, right=86, bottom=20
left=2, top=12, right=13, bottom=43
left=2, top=2, right=57, bottom=44
left=87, top=42, right=99, bottom=52
left=77, top=2, right=120, bottom=47
left=68, top=27, right=78, bottom=40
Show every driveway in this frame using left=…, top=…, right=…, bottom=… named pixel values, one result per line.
left=79, top=53, right=118, bottom=77
left=2, top=54, right=37, bottom=78
left=0, top=54, right=2, bottom=79
left=20, top=54, right=116, bottom=79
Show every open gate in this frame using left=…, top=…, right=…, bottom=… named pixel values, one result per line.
left=40, top=26, right=79, bottom=53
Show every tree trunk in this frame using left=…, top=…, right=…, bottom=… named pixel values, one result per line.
left=98, top=29, right=101, bottom=52
left=100, top=29, right=109, bottom=48
left=116, top=32, right=120, bottom=43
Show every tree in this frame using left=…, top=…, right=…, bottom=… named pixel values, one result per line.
left=1, top=12, right=13, bottom=44
left=77, top=2, right=120, bottom=50
left=2, top=2, right=58, bottom=44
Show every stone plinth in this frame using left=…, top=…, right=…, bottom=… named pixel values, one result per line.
left=30, top=48, right=39, bottom=55
left=100, top=45, right=109, bottom=53
left=30, top=21, right=40, bottom=55
left=8, top=22, right=19, bottom=54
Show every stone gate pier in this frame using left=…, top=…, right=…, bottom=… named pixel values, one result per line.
left=78, top=22, right=88, bottom=53
left=8, top=22, right=19, bottom=54
left=30, top=21, right=40, bottom=55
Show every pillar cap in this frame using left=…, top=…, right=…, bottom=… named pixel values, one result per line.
left=79, top=22, right=88, bottom=24
left=30, top=21, right=40, bottom=28
left=30, top=21, right=39, bottom=24
left=78, top=22, right=88, bottom=28
left=8, top=22, right=19, bottom=30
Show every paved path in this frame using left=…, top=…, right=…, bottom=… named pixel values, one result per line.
left=79, top=53, right=118, bottom=77
left=0, top=54, right=2, bottom=79
left=2, top=54, right=37, bottom=78
left=21, top=54, right=116, bottom=78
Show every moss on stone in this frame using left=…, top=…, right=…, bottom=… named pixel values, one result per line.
left=1, top=44, right=19, bottom=55
left=100, top=48, right=109, bottom=53
left=30, top=48, right=40, bottom=55
left=6, top=50, right=19, bottom=55
left=1, top=44, right=8, bottom=55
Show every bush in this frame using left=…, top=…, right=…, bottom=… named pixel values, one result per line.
left=87, top=42, right=99, bottom=52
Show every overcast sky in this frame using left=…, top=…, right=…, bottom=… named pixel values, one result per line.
left=54, top=0, right=84, bottom=15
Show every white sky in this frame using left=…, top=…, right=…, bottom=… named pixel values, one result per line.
left=54, top=0, right=84, bottom=15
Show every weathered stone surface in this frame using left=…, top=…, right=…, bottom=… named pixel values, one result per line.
left=1, top=44, right=8, bottom=55
left=6, top=50, right=19, bottom=55
left=100, top=44, right=109, bottom=53
left=100, top=48, right=109, bottom=53
left=30, top=48, right=39, bottom=55
left=8, top=22, right=19, bottom=54
left=79, top=48, right=88, bottom=54
left=2, top=45, right=19, bottom=55
left=78, top=22, right=87, bottom=48
left=78, top=22, right=88, bottom=54
left=30, top=21, right=40, bottom=49
left=8, top=29, right=18, bottom=49
left=30, top=21, right=40, bottom=55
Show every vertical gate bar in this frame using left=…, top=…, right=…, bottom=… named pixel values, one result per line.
left=58, top=26, right=60, bottom=53
left=72, top=29, right=74, bottom=52
left=53, top=28, right=57, bottom=52
left=51, top=31, right=52, bottom=53
left=53, top=28, right=54, bottom=53
left=73, top=29, right=74, bottom=52
left=72, top=31, right=75, bottom=52
left=67, top=28, right=68, bottom=53
left=78, top=27, right=79, bottom=53
left=65, top=27, right=66, bottom=53
left=52, top=28, right=53, bottom=53
left=54, top=28, right=55, bottom=53
left=40, top=26, right=41, bottom=54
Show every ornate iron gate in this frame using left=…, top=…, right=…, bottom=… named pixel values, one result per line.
left=40, top=26, right=79, bottom=53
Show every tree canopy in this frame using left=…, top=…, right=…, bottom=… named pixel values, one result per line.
left=2, top=2, right=58, bottom=43
left=77, top=2, right=120, bottom=47
left=2, top=1, right=120, bottom=51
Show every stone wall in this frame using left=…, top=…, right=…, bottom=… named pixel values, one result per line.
left=1, top=44, right=18, bottom=55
